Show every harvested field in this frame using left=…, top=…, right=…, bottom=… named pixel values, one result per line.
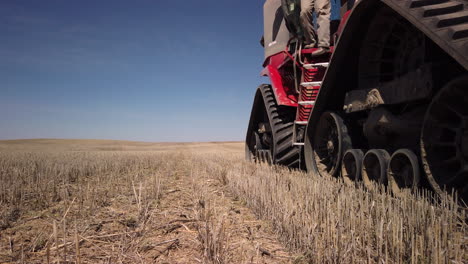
left=0, top=139, right=466, bottom=263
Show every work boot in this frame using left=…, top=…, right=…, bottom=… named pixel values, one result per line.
left=303, top=43, right=316, bottom=49
left=310, top=47, right=330, bottom=57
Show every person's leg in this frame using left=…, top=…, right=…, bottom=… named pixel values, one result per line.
left=315, top=0, right=331, bottom=48
left=300, top=0, right=317, bottom=48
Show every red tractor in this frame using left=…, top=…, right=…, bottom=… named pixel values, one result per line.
left=246, top=0, right=468, bottom=202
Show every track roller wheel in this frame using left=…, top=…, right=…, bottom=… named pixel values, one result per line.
left=341, top=149, right=364, bottom=186
left=362, top=149, right=390, bottom=190
left=387, top=149, right=420, bottom=196
left=312, top=112, right=352, bottom=177
left=252, top=131, right=272, bottom=163
left=421, top=76, right=468, bottom=202
left=245, top=84, right=300, bottom=167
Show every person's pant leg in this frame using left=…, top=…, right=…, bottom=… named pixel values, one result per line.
left=315, top=0, right=330, bottom=48
left=300, top=0, right=316, bottom=46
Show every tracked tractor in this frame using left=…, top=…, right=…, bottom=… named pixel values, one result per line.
left=245, top=0, right=468, bottom=202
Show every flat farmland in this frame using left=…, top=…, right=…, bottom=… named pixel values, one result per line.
left=0, top=140, right=466, bottom=263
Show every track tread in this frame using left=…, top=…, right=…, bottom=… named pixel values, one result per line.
left=410, top=0, right=449, bottom=8
left=421, top=1, right=463, bottom=17
left=431, top=10, right=468, bottom=27
left=259, top=84, right=301, bottom=167
left=383, top=0, right=468, bottom=70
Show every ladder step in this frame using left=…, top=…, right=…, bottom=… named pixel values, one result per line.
left=304, top=62, right=329, bottom=69
left=294, top=121, right=308, bottom=125
left=293, top=143, right=305, bottom=146
left=298, top=101, right=315, bottom=105
left=301, top=81, right=322, bottom=87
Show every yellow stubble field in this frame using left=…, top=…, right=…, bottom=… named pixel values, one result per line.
left=0, top=139, right=465, bottom=263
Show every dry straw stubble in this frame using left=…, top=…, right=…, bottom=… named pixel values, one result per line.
left=0, top=141, right=466, bottom=263
left=201, top=154, right=467, bottom=264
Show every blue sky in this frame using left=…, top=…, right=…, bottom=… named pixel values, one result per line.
left=0, top=0, right=266, bottom=142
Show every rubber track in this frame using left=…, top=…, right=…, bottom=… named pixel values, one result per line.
left=259, top=84, right=301, bottom=168
left=383, top=0, right=468, bottom=70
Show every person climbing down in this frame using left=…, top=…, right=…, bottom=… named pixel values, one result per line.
left=300, top=0, right=331, bottom=57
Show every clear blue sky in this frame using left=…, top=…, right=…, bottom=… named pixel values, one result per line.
left=0, top=0, right=266, bottom=142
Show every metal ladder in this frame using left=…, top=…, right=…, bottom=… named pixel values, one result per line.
left=292, top=62, right=329, bottom=146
